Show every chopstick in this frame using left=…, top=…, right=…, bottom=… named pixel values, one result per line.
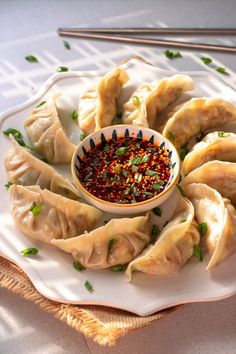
left=58, top=27, right=236, bottom=36
left=57, top=30, right=236, bottom=53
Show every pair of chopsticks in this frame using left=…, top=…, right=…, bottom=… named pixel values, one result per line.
left=57, top=27, right=236, bottom=53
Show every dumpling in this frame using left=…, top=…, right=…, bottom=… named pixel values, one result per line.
left=184, top=183, right=236, bottom=269
left=5, top=136, right=80, bottom=200
left=181, top=160, right=236, bottom=204
left=51, top=214, right=150, bottom=269
left=24, top=96, right=76, bottom=163
left=163, top=98, right=236, bottom=149
left=158, top=100, right=190, bottom=133
left=182, top=131, right=236, bottom=175
left=9, top=185, right=102, bottom=244
left=126, top=197, right=200, bottom=281
left=122, top=74, right=194, bottom=129
left=78, top=68, right=129, bottom=135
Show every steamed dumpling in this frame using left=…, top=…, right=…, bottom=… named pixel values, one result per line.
left=78, top=68, right=129, bottom=135
left=182, top=131, right=236, bottom=175
left=163, top=98, right=236, bottom=149
left=9, top=185, right=102, bottom=243
left=5, top=136, right=80, bottom=200
left=51, top=214, right=150, bottom=269
left=181, top=161, right=236, bottom=204
left=123, top=74, right=194, bottom=129
left=184, top=183, right=236, bottom=269
left=126, top=197, right=200, bottom=281
left=24, top=96, right=76, bottom=163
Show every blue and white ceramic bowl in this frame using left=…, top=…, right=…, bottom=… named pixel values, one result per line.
left=71, top=125, right=180, bottom=214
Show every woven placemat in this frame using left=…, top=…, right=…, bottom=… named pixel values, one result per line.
left=0, top=255, right=182, bottom=346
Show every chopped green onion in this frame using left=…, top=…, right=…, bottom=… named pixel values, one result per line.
left=193, top=245, right=203, bottom=261
left=103, top=144, right=110, bottom=152
left=146, top=170, right=158, bottom=176
left=30, top=202, right=42, bottom=217
left=71, top=110, right=78, bottom=120
left=63, top=40, right=70, bottom=50
left=201, top=57, right=212, bottom=65
left=198, top=222, right=208, bottom=236
left=177, top=184, right=186, bottom=197
left=5, top=181, right=13, bottom=190
left=134, top=173, right=142, bottom=183
left=216, top=66, right=228, bottom=75
left=115, top=146, right=128, bottom=156
left=25, top=55, right=38, bottom=63
left=132, top=165, right=139, bottom=172
left=179, top=143, right=190, bottom=161
left=164, top=50, right=182, bottom=59
left=180, top=217, right=187, bottom=223
left=152, top=225, right=160, bottom=237
left=178, top=175, right=183, bottom=183
left=84, top=171, right=93, bottom=180
left=168, top=132, right=175, bottom=142
left=115, top=165, right=121, bottom=174
left=132, top=96, right=141, bottom=106
left=218, top=131, right=230, bottom=138
left=153, top=207, right=161, bottom=217
left=21, top=247, right=38, bottom=256
left=110, top=264, right=127, bottom=272
left=143, top=191, right=153, bottom=196
left=122, top=170, right=129, bottom=177
left=2, top=128, right=31, bottom=149
left=57, top=66, right=69, bottom=72
left=84, top=280, right=94, bottom=293
left=73, top=261, right=86, bottom=272
left=36, top=101, right=46, bottom=108
left=116, top=112, right=123, bottom=119
left=131, top=199, right=137, bottom=204
left=108, top=239, right=118, bottom=254
left=152, top=183, right=162, bottom=190
left=80, top=133, right=86, bottom=141
left=130, top=154, right=151, bottom=165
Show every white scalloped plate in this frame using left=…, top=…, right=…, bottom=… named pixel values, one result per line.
left=1, top=57, right=236, bottom=316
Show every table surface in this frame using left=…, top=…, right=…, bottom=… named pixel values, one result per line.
left=1, top=0, right=236, bottom=353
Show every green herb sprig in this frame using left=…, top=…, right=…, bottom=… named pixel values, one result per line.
left=25, top=55, right=38, bottom=63
left=84, top=280, right=94, bottom=293
left=21, top=247, right=39, bottom=256
left=164, top=50, right=182, bottom=59
left=73, top=261, right=86, bottom=272
left=2, top=128, right=32, bottom=149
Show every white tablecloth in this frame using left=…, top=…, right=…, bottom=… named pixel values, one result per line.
left=1, top=1, right=236, bottom=353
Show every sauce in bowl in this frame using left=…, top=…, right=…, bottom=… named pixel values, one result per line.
left=77, top=136, right=172, bottom=204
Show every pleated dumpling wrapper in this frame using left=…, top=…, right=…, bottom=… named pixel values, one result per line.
left=5, top=135, right=80, bottom=200
left=51, top=213, right=151, bottom=269
left=163, top=98, right=236, bottom=149
left=122, top=74, right=194, bottom=129
left=125, top=197, right=200, bottom=281
left=9, top=185, right=102, bottom=244
left=182, top=131, right=236, bottom=175
left=181, top=160, right=236, bottom=204
left=184, top=183, right=236, bottom=269
left=24, top=96, right=76, bottom=163
left=78, top=68, right=129, bottom=135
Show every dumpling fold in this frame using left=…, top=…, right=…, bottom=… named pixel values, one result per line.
left=51, top=213, right=151, bottom=269
left=78, top=67, right=129, bottom=135
left=5, top=135, right=80, bottom=200
left=125, top=197, right=200, bottom=281
left=9, top=185, right=102, bottom=244
left=163, top=98, right=236, bottom=149
left=182, top=131, right=236, bottom=175
left=184, top=183, right=236, bottom=269
left=123, top=74, right=194, bottom=128
left=24, top=96, right=76, bottom=163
